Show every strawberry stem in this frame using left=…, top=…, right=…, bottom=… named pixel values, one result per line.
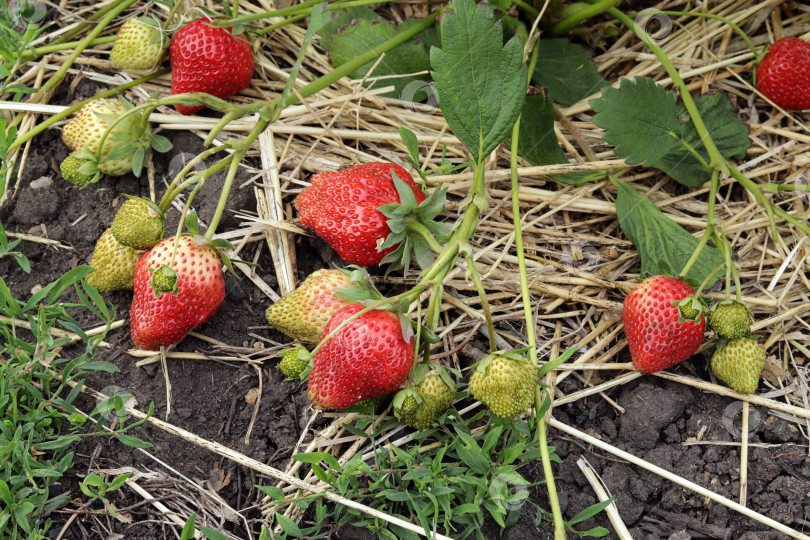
left=464, top=252, right=497, bottom=352
left=679, top=169, right=719, bottom=279
left=511, top=110, right=566, bottom=540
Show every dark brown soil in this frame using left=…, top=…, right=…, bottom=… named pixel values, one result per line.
left=3, top=85, right=809, bottom=540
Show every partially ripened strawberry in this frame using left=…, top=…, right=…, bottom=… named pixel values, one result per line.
left=756, top=37, right=810, bottom=110
left=265, top=269, right=352, bottom=344
left=469, top=351, right=537, bottom=419
left=130, top=236, right=225, bottom=350
left=60, top=151, right=97, bottom=188
left=307, top=304, right=414, bottom=410
left=62, top=98, right=141, bottom=176
left=710, top=338, right=766, bottom=394
left=296, top=162, right=450, bottom=270
left=111, top=196, right=165, bottom=250
left=85, top=229, right=141, bottom=292
left=169, top=19, right=254, bottom=115
left=623, top=276, right=706, bottom=374
left=278, top=346, right=310, bottom=380
left=394, top=366, right=456, bottom=429
left=709, top=300, right=753, bottom=340
left=110, top=17, right=167, bottom=71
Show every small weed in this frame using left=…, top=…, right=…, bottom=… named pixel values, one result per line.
left=0, top=224, right=153, bottom=539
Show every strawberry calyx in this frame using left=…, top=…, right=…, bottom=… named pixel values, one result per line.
left=377, top=172, right=452, bottom=274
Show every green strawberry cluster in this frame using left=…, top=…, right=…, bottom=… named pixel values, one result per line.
left=708, top=300, right=764, bottom=394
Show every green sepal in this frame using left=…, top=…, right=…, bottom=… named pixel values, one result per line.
left=184, top=210, right=199, bottom=236
left=377, top=172, right=451, bottom=275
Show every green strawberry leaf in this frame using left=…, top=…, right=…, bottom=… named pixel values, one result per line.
left=509, top=92, right=604, bottom=185
left=616, top=181, right=724, bottom=287
left=328, top=16, right=435, bottom=100
left=592, top=77, right=751, bottom=187
left=591, top=77, right=681, bottom=166
left=430, top=0, right=528, bottom=163
left=317, top=5, right=380, bottom=47
left=647, top=92, right=751, bottom=187
left=532, top=38, right=608, bottom=105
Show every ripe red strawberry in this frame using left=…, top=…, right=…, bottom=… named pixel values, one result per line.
left=110, top=17, right=167, bottom=71
left=130, top=236, right=225, bottom=350
left=86, top=229, right=141, bottom=292
left=623, top=276, right=706, bottom=374
left=111, top=196, right=165, bottom=250
left=169, top=19, right=254, bottom=115
left=265, top=269, right=352, bottom=344
left=710, top=338, right=765, bottom=394
left=756, top=37, right=810, bottom=110
left=307, top=304, right=414, bottom=410
left=295, top=163, right=430, bottom=267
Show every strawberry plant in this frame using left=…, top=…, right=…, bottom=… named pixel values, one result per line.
left=2, top=0, right=809, bottom=537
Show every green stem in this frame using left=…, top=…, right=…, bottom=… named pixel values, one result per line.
left=679, top=169, right=719, bottom=279
left=19, top=36, right=117, bottom=63
left=204, top=149, right=243, bottom=240
left=409, top=220, right=445, bottom=253
left=551, top=0, right=622, bottom=36
left=728, top=163, right=810, bottom=239
left=464, top=252, right=496, bottom=352
left=257, top=12, right=308, bottom=35
left=512, top=114, right=565, bottom=539
left=536, top=386, right=565, bottom=540
left=158, top=146, right=233, bottom=212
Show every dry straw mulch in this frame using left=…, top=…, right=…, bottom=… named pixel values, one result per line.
left=4, top=0, right=810, bottom=537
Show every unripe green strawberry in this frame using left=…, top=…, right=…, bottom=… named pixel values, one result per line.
left=469, top=351, right=537, bottom=419
left=110, top=17, right=167, bottom=71
left=149, top=265, right=177, bottom=296
left=111, top=196, right=165, bottom=249
left=675, top=294, right=706, bottom=323
left=60, top=151, right=97, bottom=188
left=265, top=269, right=352, bottom=344
left=85, top=229, right=141, bottom=292
left=710, top=338, right=765, bottom=394
left=62, top=98, right=142, bottom=176
left=395, top=368, right=455, bottom=430
left=709, top=300, right=753, bottom=340
left=354, top=394, right=393, bottom=413
left=278, top=346, right=310, bottom=380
